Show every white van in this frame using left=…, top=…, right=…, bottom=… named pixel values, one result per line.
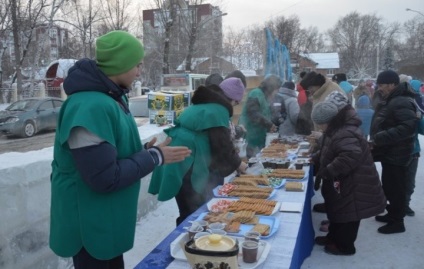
left=160, top=73, right=208, bottom=92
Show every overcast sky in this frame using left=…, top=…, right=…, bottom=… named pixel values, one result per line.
left=221, top=0, right=423, bottom=32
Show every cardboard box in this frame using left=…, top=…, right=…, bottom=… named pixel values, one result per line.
left=161, top=90, right=193, bottom=107
left=148, top=92, right=191, bottom=111
left=149, top=109, right=183, bottom=125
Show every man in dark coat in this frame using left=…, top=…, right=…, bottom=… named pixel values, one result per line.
left=370, top=70, right=421, bottom=234
left=311, top=99, right=386, bottom=255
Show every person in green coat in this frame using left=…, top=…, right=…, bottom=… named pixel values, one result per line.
left=149, top=84, right=248, bottom=225
left=49, top=31, right=191, bottom=269
left=239, top=75, right=282, bottom=158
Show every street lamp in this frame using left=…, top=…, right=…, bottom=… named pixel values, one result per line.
left=406, top=8, right=424, bottom=18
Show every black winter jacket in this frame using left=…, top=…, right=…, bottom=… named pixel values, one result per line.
left=370, top=82, right=420, bottom=166
left=313, top=105, right=386, bottom=223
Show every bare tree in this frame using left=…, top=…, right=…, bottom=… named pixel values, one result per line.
left=56, top=0, right=104, bottom=58
left=398, top=18, right=424, bottom=65
left=100, top=0, right=136, bottom=31
left=0, top=1, right=12, bottom=88
left=10, top=0, right=52, bottom=95
left=327, top=12, right=400, bottom=78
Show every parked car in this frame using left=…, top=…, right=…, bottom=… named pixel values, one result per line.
left=0, top=97, right=64, bottom=138
left=128, top=95, right=149, bottom=117
left=141, top=87, right=151, bottom=95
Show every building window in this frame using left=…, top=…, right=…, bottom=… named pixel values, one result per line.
left=327, top=69, right=335, bottom=75
left=49, top=28, right=57, bottom=38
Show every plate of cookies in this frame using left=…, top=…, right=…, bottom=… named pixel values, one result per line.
left=207, top=197, right=280, bottom=215
left=196, top=211, right=279, bottom=239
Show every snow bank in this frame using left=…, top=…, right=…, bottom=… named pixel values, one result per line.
left=0, top=124, right=168, bottom=268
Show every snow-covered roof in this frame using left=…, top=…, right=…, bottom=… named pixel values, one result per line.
left=45, top=59, right=78, bottom=78
left=240, top=69, right=257, bottom=77
left=176, top=57, right=209, bottom=71
left=300, top=52, right=339, bottom=69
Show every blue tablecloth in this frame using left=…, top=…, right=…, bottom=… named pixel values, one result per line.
left=135, top=166, right=315, bottom=269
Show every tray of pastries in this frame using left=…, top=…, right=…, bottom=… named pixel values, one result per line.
left=207, top=197, right=280, bottom=215
left=213, top=183, right=276, bottom=199
left=197, top=211, right=279, bottom=239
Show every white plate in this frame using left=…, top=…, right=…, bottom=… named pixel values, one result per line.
left=206, top=198, right=281, bottom=215
left=170, top=233, right=271, bottom=269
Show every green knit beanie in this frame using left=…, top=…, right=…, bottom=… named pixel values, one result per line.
left=96, top=30, right=144, bottom=76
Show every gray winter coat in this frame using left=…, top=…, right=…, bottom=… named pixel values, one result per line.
left=273, top=87, right=300, bottom=136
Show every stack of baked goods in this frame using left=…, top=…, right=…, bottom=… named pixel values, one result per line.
left=285, top=182, right=304, bottom=192
left=266, top=168, right=305, bottom=179
left=226, top=197, right=277, bottom=216
left=231, top=175, right=270, bottom=186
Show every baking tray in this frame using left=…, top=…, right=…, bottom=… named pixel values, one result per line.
left=212, top=185, right=277, bottom=199
left=170, top=233, right=271, bottom=269
left=195, top=212, right=279, bottom=239
left=206, top=198, right=281, bottom=215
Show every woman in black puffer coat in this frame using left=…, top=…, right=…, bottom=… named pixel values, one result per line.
left=311, top=101, right=386, bottom=256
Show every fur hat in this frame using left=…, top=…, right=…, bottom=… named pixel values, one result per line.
left=96, top=31, right=144, bottom=76
left=282, top=81, right=295, bottom=90
left=399, top=74, right=412, bottom=83
left=225, top=70, right=247, bottom=88
left=325, top=91, right=349, bottom=111
left=332, top=73, right=347, bottom=83
left=311, top=102, right=339, bottom=124
left=376, top=70, right=400, bottom=85
left=300, top=71, right=326, bottom=89
left=205, top=73, right=224, bottom=86
left=219, top=77, right=245, bottom=102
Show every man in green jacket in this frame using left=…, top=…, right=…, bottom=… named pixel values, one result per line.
left=49, top=30, right=191, bottom=269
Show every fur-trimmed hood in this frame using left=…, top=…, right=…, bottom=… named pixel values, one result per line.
left=191, top=85, right=233, bottom=117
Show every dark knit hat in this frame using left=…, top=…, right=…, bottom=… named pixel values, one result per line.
left=225, top=70, right=247, bottom=88
left=376, top=70, right=400, bottom=85
left=300, top=71, right=326, bottom=89
left=205, top=73, right=224, bottom=86
left=219, top=77, right=245, bottom=102
left=96, top=31, right=144, bottom=76
left=311, top=102, right=339, bottom=124
left=282, top=81, right=295, bottom=90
